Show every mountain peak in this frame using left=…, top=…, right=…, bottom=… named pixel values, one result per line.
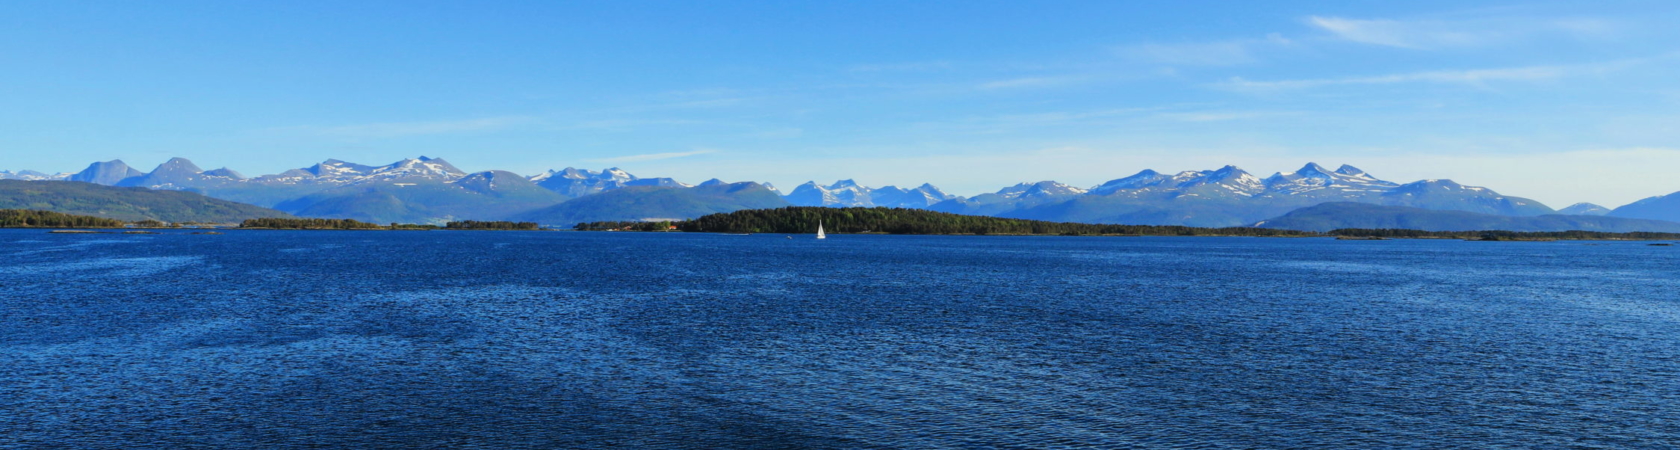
left=160, top=157, right=204, bottom=172
left=1558, top=202, right=1611, bottom=216
left=202, top=167, right=245, bottom=179
left=602, top=168, right=634, bottom=180
left=69, top=160, right=143, bottom=185
left=1091, top=169, right=1171, bottom=194
left=1299, top=162, right=1330, bottom=173
left=1335, top=164, right=1367, bottom=176
left=1208, top=165, right=1252, bottom=178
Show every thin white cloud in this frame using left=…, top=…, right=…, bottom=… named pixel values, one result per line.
left=849, top=61, right=954, bottom=72
left=564, top=119, right=708, bottom=131
left=1156, top=111, right=1301, bottom=122
left=1117, top=34, right=1292, bottom=66
left=587, top=149, right=715, bottom=163
left=1214, top=55, right=1662, bottom=92
left=1307, top=15, right=1616, bottom=49
left=977, top=76, right=1085, bottom=90
left=1220, top=65, right=1567, bottom=91
left=748, top=128, right=804, bottom=139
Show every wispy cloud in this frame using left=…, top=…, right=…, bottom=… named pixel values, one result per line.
left=1219, top=65, right=1567, bottom=91
left=1307, top=15, right=1615, bottom=49
left=1117, top=34, right=1293, bottom=66
left=849, top=61, right=953, bottom=72
left=748, top=128, right=804, bottom=139
left=1214, top=55, right=1661, bottom=92
left=1156, top=111, right=1301, bottom=122
left=587, top=149, right=715, bottom=163
left=977, top=75, right=1085, bottom=90
left=297, top=117, right=533, bottom=138
left=563, top=119, right=708, bottom=131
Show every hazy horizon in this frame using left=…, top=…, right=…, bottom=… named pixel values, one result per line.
left=4, top=1, right=1679, bottom=208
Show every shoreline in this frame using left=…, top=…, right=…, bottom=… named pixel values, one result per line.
left=12, top=227, right=1675, bottom=242
left=576, top=229, right=1680, bottom=241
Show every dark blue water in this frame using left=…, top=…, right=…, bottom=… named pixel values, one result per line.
left=2, top=230, right=1677, bottom=449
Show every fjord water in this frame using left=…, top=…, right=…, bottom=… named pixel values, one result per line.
left=2, top=231, right=1677, bottom=448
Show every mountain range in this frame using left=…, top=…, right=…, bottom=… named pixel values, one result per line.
left=0, top=180, right=290, bottom=223
left=6, top=157, right=1680, bottom=230
left=1256, top=203, right=1680, bottom=233
left=920, top=163, right=1553, bottom=227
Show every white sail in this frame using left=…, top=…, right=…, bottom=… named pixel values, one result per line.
left=816, top=220, right=826, bottom=239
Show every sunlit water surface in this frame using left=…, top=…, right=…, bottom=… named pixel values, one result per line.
left=2, top=230, right=1677, bottom=448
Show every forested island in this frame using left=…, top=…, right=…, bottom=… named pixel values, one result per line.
left=579, top=207, right=1315, bottom=236
left=0, top=209, right=126, bottom=228
left=574, top=207, right=1680, bottom=241
left=10, top=206, right=1678, bottom=241
left=1325, top=228, right=1680, bottom=241
left=239, top=217, right=540, bottom=230
left=444, top=220, right=541, bottom=230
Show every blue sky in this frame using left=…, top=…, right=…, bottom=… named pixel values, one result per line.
left=3, top=1, right=1679, bottom=207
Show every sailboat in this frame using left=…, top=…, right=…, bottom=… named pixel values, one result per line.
left=816, top=220, right=826, bottom=239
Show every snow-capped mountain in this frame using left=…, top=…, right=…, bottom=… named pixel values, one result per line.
left=929, top=180, right=1086, bottom=216
left=996, top=181, right=1088, bottom=199
left=785, top=180, right=958, bottom=208
left=785, top=180, right=873, bottom=207
left=263, top=156, right=467, bottom=185
left=1088, top=166, right=1266, bottom=200
left=528, top=167, right=645, bottom=197
left=625, top=177, right=692, bottom=188
left=933, top=162, right=1557, bottom=227
left=0, top=170, right=69, bottom=181
left=116, top=158, right=247, bottom=189
left=872, top=184, right=961, bottom=208
left=1558, top=203, right=1611, bottom=216
left=6, top=156, right=1629, bottom=228
left=1091, top=163, right=1385, bottom=199
left=1262, top=163, right=1397, bottom=195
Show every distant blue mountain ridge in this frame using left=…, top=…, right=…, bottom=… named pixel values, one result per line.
left=4, top=157, right=1680, bottom=230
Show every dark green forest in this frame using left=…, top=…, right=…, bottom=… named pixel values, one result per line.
left=0, top=209, right=125, bottom=228
left=1327, top=228, right=1680, bottom=241
left=240, top=217, right=390, bottom=230
left=241, top=217, right=541, bottom=230
left=582, top=207, right=1316, bottom=236
left=573, top=207, right=1680, bottom=241
left=574, top=221, right=678, bottom=231
left=444, top=220, right=540, bottom=230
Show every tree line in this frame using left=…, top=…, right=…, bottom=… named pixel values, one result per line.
left=0, top=209, right=125, bottom=228
left=241, top=217, right=543, bottom=230
left=574, top=221, right=678, bottom=231
left=1327, top=228, right=1680, bottom=241
left=581, top=207, right=1316, bottom=236
left=240, top=218, right=389, bottom=229
left=572, top=207, right=1680, bottom=241
left=444, top=220, right=540, bottom=230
